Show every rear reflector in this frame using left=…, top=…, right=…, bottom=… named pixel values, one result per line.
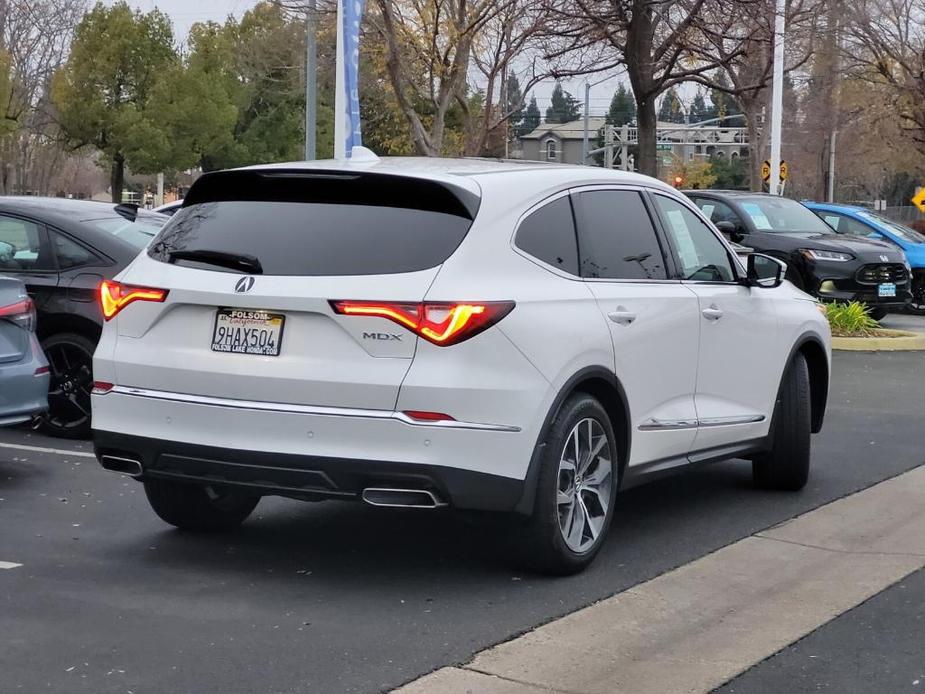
left=92, top=381, right=115, bottom=395
left=0, top=297, right=36, bottom=332
left=330, top=300, right=515, bottom=346
left=34, top=366, right=49, bottom=376
left=100, top=280, right=167, bottom=320
left=402, top=410, right=455, bottom=422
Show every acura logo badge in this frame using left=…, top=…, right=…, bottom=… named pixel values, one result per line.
left=234, top=276, right=255, bottom=293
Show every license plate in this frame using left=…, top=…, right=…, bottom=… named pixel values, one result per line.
left=878, top=283, right=897, bottom=298
left=211, top=308, right=285, bottom=356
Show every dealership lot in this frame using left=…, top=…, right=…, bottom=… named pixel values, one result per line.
left=1, top=349, right=924, bottom=693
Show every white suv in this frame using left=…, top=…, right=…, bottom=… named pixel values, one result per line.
left=92, top=158, right=830, bottom=574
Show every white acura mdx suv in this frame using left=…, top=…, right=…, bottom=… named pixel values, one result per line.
left=92, top=157, right=830, bottom=574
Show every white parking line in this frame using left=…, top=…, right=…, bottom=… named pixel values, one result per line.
left=0, top=441, right=95, bottom=458
left=0, top=561, right=23, bottom=570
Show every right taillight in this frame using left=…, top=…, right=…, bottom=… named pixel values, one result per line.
left=0, top=297, right=36, bottom=332
left=330, top=300, right=515, bottom=346
left=100, top=280, right=168, bottom=320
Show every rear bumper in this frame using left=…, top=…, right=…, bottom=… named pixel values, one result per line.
left=91, top=387, right=537, bottom=511
left=93, top=431, right=525, bottom=512
left=0, top=341, right=48, bottom=426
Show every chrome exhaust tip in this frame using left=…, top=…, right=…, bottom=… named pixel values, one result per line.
left=361, top=487, right=445, bottom=509
left=99, top=455, right=143, bottom=477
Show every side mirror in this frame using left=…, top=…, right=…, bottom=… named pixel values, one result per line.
left=748, top=253, right=786, bottom=288
left=715, top=220, right=743, bottom=242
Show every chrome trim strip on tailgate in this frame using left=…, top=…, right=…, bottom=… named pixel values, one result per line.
left=104, top=386, right=521, bottom=432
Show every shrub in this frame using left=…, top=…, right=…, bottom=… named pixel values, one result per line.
left=826, top=301, right=881, bottom=337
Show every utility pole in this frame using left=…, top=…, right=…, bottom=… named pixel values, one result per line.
left=604, top=125, right=614, bottom=169
left=304, top=0, right=317, bottom=161
left=827, top=130, right=837, bottom=202
left=582, top=82, right=590, bottom=163
left=768, top=0, right=785, bottom=196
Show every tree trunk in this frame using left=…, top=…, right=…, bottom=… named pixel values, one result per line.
left=742, top=101, right=764, bottom=191
left=110, top=154, right=124, bottom=203
left=635, top=97, right=658, bottom=177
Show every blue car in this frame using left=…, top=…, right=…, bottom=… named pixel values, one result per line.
left=0, top=274, right=49, bottom=426
left=805, top=203, right=925, bottom=315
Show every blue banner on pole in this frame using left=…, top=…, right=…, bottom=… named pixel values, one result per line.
left=343, top=0, right=365, bottom=155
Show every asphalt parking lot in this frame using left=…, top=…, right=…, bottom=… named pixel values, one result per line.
left=1, top=348, right=924, bottom=693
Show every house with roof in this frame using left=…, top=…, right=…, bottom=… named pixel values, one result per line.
left=520, top=117, right=749, bottom=168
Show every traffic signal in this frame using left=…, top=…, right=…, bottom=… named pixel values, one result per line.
left=673, top=175, right=684, bottom=188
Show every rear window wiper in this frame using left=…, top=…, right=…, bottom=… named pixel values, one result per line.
left=167, top=249, right=263, bottom=274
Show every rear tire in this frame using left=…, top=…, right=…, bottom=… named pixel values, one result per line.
left=39, top=332, right=96, bottom=439
left=143, top=478, right=259, bottom=532
left=907, top=277, right=925, bottom=315
left=752, top=352, right=811, bottom=491
left=518, top=394, right=619, bottom=575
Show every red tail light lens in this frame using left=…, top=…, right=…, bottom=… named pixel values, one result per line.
left=0, top=297, right=36, bottom=332
left=100, top=280, right=168, bottom=320
left=91, top=381, right=114, bottom=395
left=330, top=300, right=515, bottom=346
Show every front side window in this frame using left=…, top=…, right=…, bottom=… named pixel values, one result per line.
left=691, top=198, right=742, bottom=229
left=515, top=196, right=579, bottom=275
left=573, top=190, right=668, bottom=280
left=653, top=194, right=735, bottom=282
left=0, top=216, right=52, bottom=272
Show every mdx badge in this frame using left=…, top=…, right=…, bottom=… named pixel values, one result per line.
left=363, top=332, right=402, bottom=341
left=235, top=276, right=256, bottom=293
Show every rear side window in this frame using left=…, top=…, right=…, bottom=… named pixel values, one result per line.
left=148, top=171, right=478, bottom=276
left=573, top=190, right=668, bottom=280
left=52, top=232, right=99, bottom=269
left=515, top=196, right=579, bottom=275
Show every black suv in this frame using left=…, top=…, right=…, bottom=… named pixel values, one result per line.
left=0, top=197, right=166, bottom=437
left=684, top=191, right=912, bottom=319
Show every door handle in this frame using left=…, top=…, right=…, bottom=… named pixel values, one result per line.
left=608, top=308, right=637, bottom=325
left=702, top=305, right=724, bottom=321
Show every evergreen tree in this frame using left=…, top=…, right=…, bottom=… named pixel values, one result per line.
left=688, top=92, right=713, bottom=124
left=521, top=94, right=541, bottom=134
left=709, top=72, right=743, bottom=125
left=657, top=87, right=685, bottom=123
left=545, top=82, right=581, bottom=123
left=606, top=83, right=636, bottom=126
left=506, top=72, right=525, bottom=136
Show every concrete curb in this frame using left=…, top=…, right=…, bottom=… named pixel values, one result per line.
left=832, top=330, right=925, bottom=351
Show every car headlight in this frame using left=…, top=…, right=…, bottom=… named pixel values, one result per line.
left=800, top=249, right=854, bottom=262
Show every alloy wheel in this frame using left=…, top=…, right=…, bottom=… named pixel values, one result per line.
left=556, top=417, right=613, bottom=553
left=44, top=340, right=93, bottom=433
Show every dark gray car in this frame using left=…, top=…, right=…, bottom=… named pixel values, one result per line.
left=0, top=273, right=49, bottom=425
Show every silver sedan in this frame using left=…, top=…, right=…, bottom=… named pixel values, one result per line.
left=0, top=272, right=49, bottom=426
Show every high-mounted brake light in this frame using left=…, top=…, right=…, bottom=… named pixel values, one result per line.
left=100, top=280, right=167, bottom=320
left=330, top=300, right=515, bottom=346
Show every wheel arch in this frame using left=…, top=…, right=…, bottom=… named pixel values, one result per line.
left=514, top=366, right=631, bottom=515
left=37, top=312, right=102, bottom=344
left=791, top=333, right=829, bottom=434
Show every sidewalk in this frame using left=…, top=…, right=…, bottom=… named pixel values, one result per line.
left=396, top=465, right=925, bottom=694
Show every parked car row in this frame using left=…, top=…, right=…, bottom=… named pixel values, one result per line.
left=684, top=191, right=916, bottom=319
left=0, top=198, right=168, bottom=435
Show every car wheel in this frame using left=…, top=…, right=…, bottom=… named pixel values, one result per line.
left=39, top=332, right=96, bottom=439
left=520, top=394, right=619, bottom=575
left=908, top=278, right=925, bottom=315
left=143, top=478, right=259, bottom=532
left=752, top=352, right=811, bottom=491
left=868, top=307, right=888, bottom=321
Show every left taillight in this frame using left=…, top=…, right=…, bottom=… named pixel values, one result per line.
left=99, top=280, right=168, bottom=321
left=0, top=297, right=36, bottom=332
left=330, top=300, right=515, bottom=346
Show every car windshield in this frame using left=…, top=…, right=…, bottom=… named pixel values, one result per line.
left=857, top=211, right=925, bottom=244
left=86, top=215, right=167, bottom=249
left=737, top=198, right=834, bottom=233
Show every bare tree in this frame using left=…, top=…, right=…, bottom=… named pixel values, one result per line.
left=842, top=0, right=925, bottom=156
left=0, top=0, right=86, bottom=194
left=687, top=0, right=822, bottom=190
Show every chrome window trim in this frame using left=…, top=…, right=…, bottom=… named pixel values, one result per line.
left=102, top=386, right=522, bottom=432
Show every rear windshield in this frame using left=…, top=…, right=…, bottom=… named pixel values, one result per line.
left=87, top=215, right=167, bottom=249
left=147, top=171, right=478, bottom=276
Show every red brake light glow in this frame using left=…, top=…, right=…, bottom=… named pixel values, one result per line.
left=402, top=410, right=455, bottom=422
left=100, top=280, right=167, bottom=320
left=330, top=300, right=515, bottom=346
left=0, top=298, right=33, bottom=317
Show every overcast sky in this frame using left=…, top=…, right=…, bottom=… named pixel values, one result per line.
left=123, top=0, right=650, bottom=117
